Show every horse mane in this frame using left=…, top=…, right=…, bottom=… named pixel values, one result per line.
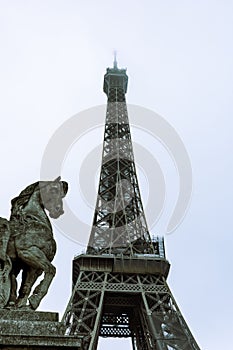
left=11, top=182, right=40, bottom=216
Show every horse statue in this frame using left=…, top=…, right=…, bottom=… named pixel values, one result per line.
left=0, top=177, right=68, bottom=310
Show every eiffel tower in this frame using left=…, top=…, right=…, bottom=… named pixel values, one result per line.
left=62, top=57, right=201, bottom=350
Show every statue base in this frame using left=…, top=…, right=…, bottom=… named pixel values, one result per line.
left=0, top=309, right=82, bottom=349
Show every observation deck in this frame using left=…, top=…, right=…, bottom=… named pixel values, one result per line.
left=73, top=254, right=170, bottom=285
left=103, top=59, right=128, bottom=95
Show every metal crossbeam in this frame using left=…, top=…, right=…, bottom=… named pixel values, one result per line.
left=63, top=271, right=200, bottom=349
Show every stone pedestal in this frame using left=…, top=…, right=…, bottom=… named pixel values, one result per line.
left=0, top=310, right=82, bottom=349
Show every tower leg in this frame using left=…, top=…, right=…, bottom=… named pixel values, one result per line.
left=63, top=271, right=107, bottom=350
left=87, top=274, right=107, bottom=350
left=137, top=276, right=200, bottom=350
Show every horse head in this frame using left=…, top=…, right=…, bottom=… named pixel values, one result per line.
left=39, top=177, right=68, bottom=219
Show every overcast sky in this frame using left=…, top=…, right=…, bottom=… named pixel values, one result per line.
left=1, top=1, right=233, bottom=349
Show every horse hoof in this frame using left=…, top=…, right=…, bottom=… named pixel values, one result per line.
left=28, top=295, right=40, bottom=310
left=18, top=305, right=33, bottom=311
left=8, top=301, right=15, bottom=306
left=5, top=301, right=16, bottom=310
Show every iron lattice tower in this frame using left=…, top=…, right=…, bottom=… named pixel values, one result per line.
left=62, top=59, right=201, bottom=350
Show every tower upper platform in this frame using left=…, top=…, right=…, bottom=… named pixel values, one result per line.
left=103, top=59, right=128, bottom=95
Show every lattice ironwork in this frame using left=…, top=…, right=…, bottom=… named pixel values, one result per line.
left=62, top=60, right=201, bottom=350
left=87, top=61, right=157, bottom=257
left=62, top=271, right=200, bottom=349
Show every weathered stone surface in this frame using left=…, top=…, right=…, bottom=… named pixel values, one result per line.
left=0, top=310, right=82, bottom=349
left=0, top=309, right=58, bottom=322
left=0, top=178, right=68, bottom=311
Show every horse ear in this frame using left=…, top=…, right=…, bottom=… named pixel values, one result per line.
left=62, top=181, right=68, bottom=197
left=54, top=176, right=61, bottom=182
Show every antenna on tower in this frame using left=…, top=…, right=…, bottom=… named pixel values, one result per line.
left=113, top=50, right=118, bottom=69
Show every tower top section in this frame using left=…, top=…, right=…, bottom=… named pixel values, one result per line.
left=87, top=60, right=165, bottom=257
left=103, top=56, right=128, bottom=96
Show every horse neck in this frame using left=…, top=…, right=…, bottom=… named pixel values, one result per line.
left=22, top=190, right=52, bottom=230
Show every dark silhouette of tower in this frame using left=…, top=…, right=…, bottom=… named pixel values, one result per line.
left=62, top=58, right=201, bottom=350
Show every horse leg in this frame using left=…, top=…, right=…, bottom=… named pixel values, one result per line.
left=8, top=272, right=17, bottom=306
left=17, top=267, right=42, bottom=308
left=17, top=246, right=56, bottom=310
left=7, top=262, right=20, bottom=307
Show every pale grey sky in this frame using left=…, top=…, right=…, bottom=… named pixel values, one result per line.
left=1, top=1, right=233, bottom=349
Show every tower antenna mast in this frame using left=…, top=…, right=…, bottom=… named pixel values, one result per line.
left=113, top=50, right=118, bottom=68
